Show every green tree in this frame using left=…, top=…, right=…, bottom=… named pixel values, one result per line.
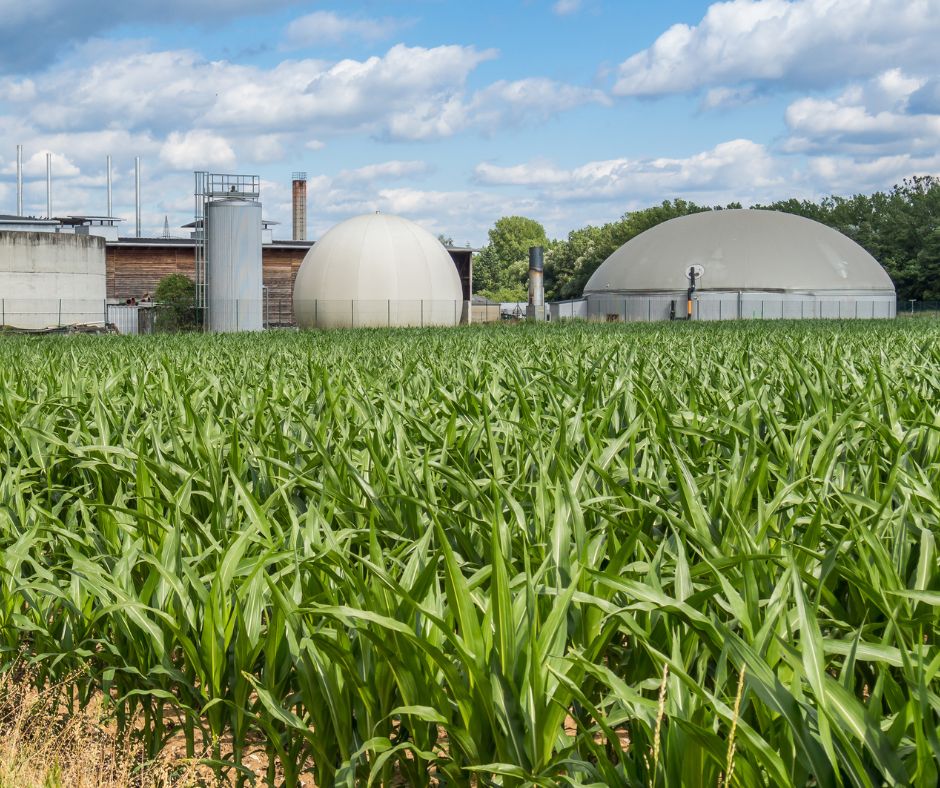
left=154, top=274, right=197, bottom=331
left=474, top=216, right=548, bottom=301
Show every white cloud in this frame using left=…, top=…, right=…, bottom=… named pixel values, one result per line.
left=808, top=153, right=940, bottom=194
left=614, top=0, right=940, bottom=97
left=553, top=0, right=583, bottom=15
left=285, top=11, right=408, bottom=47
left=783, top=70, right=940, bottom=155
left=7, top=45, right=499, bottom=139
left=475, top=139, right=784, bottom=203
left=3, top=43, right=605, bottom=146
left=701, top=85, right=759, bottom=110
left=336, top=160, right=431, bottom=184
left=387, top=78, right=608, bottom=141
left=3, top=149, right=82, bottom=178
left=160, top=130, right=236, bottom=170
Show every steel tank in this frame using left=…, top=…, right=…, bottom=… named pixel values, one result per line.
left=206, top=198, right=263, bottom=332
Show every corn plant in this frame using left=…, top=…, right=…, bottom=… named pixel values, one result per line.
left=0, top=321, right=938, bottom=786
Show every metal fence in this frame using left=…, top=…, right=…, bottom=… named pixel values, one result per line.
left=1, top=299, right=108, bottom=330
left=898, top=299, right=940, bottom=316
left=292, top=299, right=467, bottom=329
left=6, top=296, right=927, bottom=334
left=583, top=293, right=897, bottom=322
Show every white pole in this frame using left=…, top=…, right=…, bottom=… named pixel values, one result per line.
left=46, top=153, right=52, bottom=218
left=16, top=145, right=23, bottom=216
left=107, top=155, right=112, bottom=218
left=135, top=156, right=141, bottom=237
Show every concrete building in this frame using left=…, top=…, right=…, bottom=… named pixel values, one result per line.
left=1, top=231, right=106, bottom=329
left=569, top=210, right=896, bottom=321
left=293, top=213, right=467, bottom=328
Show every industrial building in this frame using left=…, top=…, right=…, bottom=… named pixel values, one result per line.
left=4, top=143, right=898, bottom=332
left=293, top=213, right=467, bottom=328
left=553, top=210, right=897, bottom=321
left=0, top=150, right=473, bottom=330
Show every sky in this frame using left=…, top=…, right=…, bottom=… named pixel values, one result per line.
left=0, top=0, right=938, bottom=245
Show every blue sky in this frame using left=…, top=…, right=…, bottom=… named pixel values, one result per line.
left=1, top=0, right=938, bottom=244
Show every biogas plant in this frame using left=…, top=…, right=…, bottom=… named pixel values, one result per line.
left=1, top=148, right=895, bottom=332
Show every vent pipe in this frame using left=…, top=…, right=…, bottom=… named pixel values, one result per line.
left=106, top=155, right=112, bottom=218
left=135, top=156, right=141, bottom=237
left=16, top=145, right=23, bottom=216
left=527, top=245, right=545, bottom=321
left=46, top=153, right=52, bottom=218
left=292, top=172, right=307, bottom=241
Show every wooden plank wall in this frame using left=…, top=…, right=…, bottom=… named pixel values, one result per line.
left=107, top=246, right=195, bottom=301
left=106, top=245, right=307, bottom=323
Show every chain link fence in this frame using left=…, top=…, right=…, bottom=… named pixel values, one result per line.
left=898, top=299, right=940, bottom=317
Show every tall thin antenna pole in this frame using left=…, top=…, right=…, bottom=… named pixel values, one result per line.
left=46, top=153, right=52, bottom=218
left=16, top=145, right=23, bottom=216
left=135, top=156, right=141, bottom=237
left=106, top=155, right=112, bottom=218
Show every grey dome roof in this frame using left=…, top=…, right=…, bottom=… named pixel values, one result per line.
left=583, top=210, right=895, bottom=294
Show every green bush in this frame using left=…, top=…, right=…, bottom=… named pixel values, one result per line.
left=154, top=273, right=197, bottom=331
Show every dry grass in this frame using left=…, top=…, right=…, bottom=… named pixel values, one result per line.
left=0, top=663, right=323, bottom=787
left=0, top=663, right=176, bottom=788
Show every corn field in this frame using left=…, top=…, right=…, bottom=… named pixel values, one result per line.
left=0, top=322, right=938, bottom=787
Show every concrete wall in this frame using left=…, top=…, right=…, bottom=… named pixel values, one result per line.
left=1, top=231, right=106, bottom=328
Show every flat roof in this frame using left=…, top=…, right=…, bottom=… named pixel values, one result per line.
left=180, top=218, right=281, bottom=228
left=0, top=215, right=58, bottom=224
left=108, top=237, right=315, bottom=249
left=57, top=215, right=124, bottom=225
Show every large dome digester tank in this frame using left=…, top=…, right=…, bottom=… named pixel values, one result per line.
left=206, top=197, right=263, bottom=332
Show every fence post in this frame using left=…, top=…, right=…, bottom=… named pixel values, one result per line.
left=388, top=299, right=391, bottom=327
left=421, top=300, right=424, bottom=327
left=351, top=299, right=354, bottom=327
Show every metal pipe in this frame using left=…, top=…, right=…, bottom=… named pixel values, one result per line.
left=16, top=145, right=23, bottom=216
left=135, top=156, right=141, bottom=237
left=686, top=266, right=700, bottom=320
left=527, top=246, right=545, bottom=321
left=46, top=153, right=51, bottom=218
left=106, top=155, right=112, bottom=218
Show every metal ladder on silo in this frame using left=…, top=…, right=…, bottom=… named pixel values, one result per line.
left=194, top=171, right=209, bottom=330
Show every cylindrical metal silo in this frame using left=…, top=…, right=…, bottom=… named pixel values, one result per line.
left=206, top=198, right=263, bottom=332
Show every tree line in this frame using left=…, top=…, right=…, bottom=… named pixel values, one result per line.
left=472, top=176, right=940, bottom=303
